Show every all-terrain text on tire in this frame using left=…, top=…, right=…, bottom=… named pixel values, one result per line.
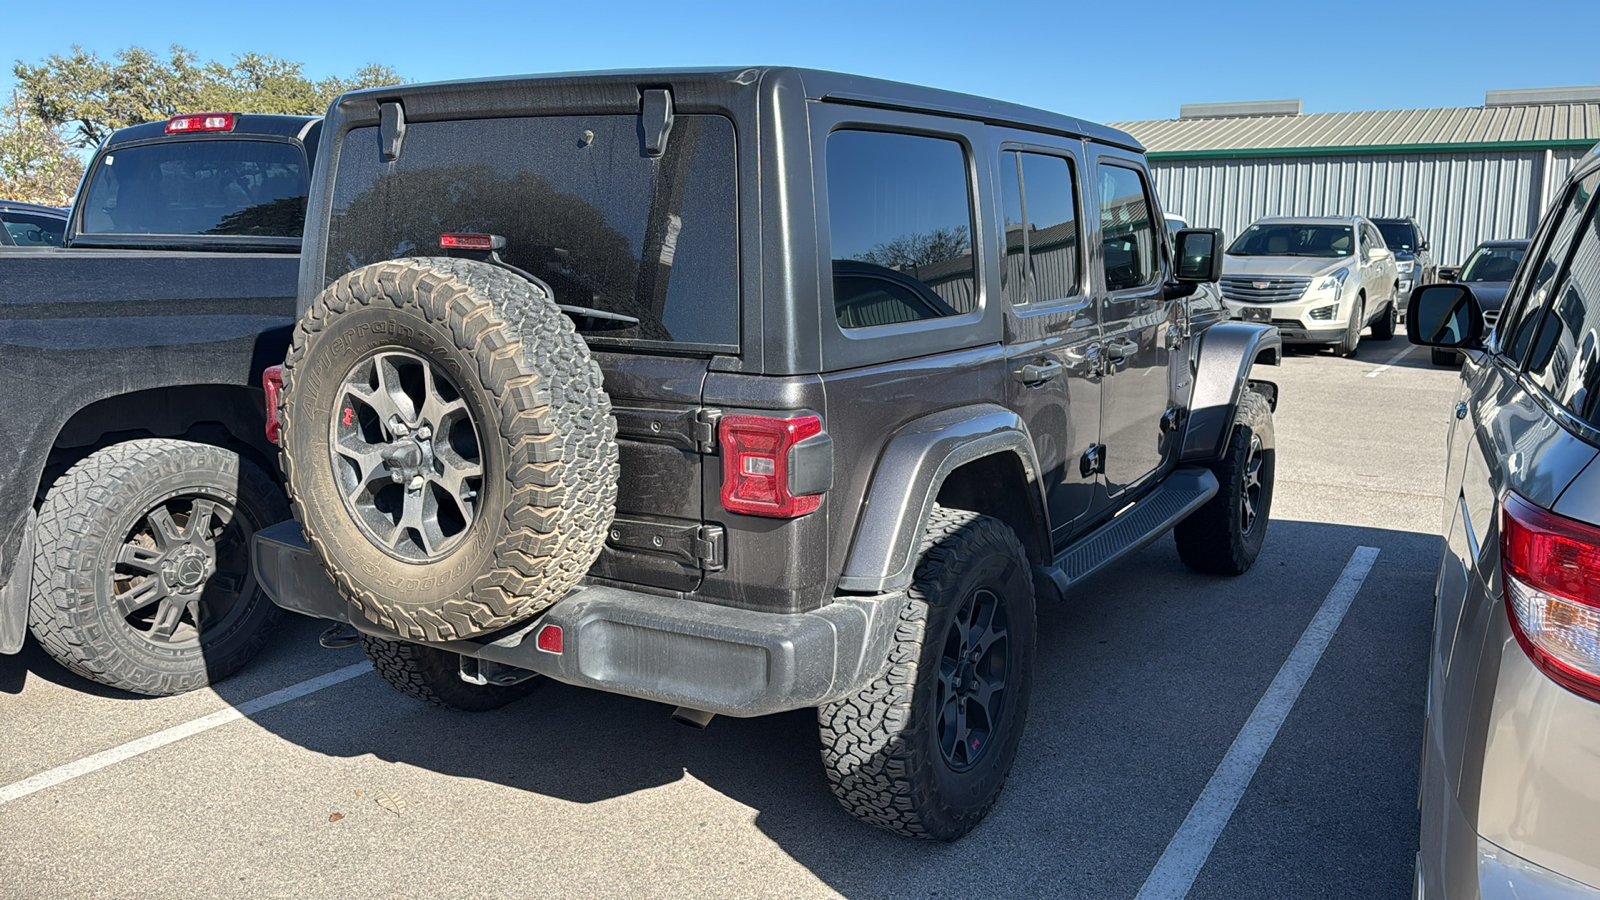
left=252, top=68, right=1282, bottom=841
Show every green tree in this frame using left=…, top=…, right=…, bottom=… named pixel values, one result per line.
left=0, top=90, right=84, bottom=206
left=13, top=46, right=402, bottom=149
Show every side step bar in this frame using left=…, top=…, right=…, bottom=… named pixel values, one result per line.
left=1036, top=466, right=1219, bottom=596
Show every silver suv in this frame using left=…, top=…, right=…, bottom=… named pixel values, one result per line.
left=1408, top=146, right=1600, bottom=898
left=1221, top=215, right=1400, bottom=356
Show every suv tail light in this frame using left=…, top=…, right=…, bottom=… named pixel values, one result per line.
left=166, top=113, right=236, bottom=133
left=1502, top=491, right=1600, bottom=702
left=718, top=414, right=829, bottom=518
left=262, top=365, right=284, bottom=444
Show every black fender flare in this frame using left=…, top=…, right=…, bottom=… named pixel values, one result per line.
left=1180, top=322, right=1282, bottom=465
left=837, top=405, right=1048, bottom=593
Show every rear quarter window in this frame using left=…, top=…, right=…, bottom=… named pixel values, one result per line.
left=325, top=115, right=740, bottom=351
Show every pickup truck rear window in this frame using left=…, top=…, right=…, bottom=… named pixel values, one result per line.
left=326, top=114, right=740, bottom=351
left=80, top=140, right=308, bottom=238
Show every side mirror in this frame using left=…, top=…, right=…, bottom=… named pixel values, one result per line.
left=1366, top=246, right=1386, bottom=260
left=1436, top=266, right=1459, bottom=283
left=1406, top=284, right=1484, bottom=349
left=1419, top=242, right=1430, bottom=252
left=1173, top=228, right=1223, bottom=283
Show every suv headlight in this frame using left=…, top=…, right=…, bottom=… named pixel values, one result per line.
left=1316, top=268, right=1350, bottom=294
left=1396, top=259, right=1414, bottom=273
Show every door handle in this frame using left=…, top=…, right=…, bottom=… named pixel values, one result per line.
left=1106, top=338, right=1140, bottom=365
left=1015, top=359, right=1064, bottom=385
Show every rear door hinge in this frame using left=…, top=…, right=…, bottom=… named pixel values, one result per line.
left=1080, top=444, right=1106, bottom=478
left=694, top=408, right=723, bottom=454
left=695, top=525, right=726, bottom=571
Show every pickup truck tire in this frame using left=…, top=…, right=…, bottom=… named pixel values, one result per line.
left=361, top=635, right=538, bottom=711
left=1372, top=297, right=1397, bottom=340
left=1175, top=390, right=1274, bottom=576
left=27, top=440, right=287, bottom=695
left=280, top=258, right=618, bottom=642
left=818, top=505, right=1036, bottom=841
left=1337, top=295, right=1364, bottom=357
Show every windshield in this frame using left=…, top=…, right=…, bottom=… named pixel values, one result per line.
left=1460, top=245, right=1526, bottom=283
left=1375, top=221, right=1415, bottom=251
left=1227, top=222, right=1354, bottom=258
left=80, top=140, right=307, bottom=237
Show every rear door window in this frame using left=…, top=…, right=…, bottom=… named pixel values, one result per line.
left=1096, top=164, right=1155, bottom=291
left=1524, top=189, right=1600, bottom=428
left=827, top=129, right=976, bottom=328
left=80, top=140, right=308, bottom=237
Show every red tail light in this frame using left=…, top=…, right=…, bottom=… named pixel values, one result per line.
left=262, top=365, right=284, bottom=444
left=1502, top=491, right=1600, bottom=702
left=719, top=414, right=826, bottom=518
left=166, top=113, right=236, bottom=133
left=439, top=233, right=505, bottom=251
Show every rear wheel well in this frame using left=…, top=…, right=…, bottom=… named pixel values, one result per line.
left=41, top=385, right=277, bottom=502
left=934, top=452, right=1049, bottom=570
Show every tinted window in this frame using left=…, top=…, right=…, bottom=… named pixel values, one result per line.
left=1, top=212, right=65, bottom=247
left=1227, top=222, right=1354, bottom=258
left=327, top=115, right=739, bottom=349
left=1503, top=172, right=1600, bottom=363
left=1375, top=220, right=1415, bottom=251
left=828, top=130, right=976, bottom=328
left=1460, top=245, right=1526, bottom=283
left=999, top=150, right=1083, bottom=305
left=1526, top=194, right=1600, bottom=428
left=80, top=140, right=307, bottom=237
left=1098, top=164, right=1154, bottom=291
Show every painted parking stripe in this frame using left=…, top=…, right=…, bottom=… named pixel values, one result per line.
left=1134, top=546, right=1381, bottom=900
left=1364, top=345, right=1415, bottom=377
left=0, top=662, right=371, bottom=806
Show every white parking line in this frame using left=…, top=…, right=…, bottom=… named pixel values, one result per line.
left=1364, top=345, right=1415, bottom=377
left=0, top=662, right=371, bottom=806
left=1134, top=546, right=1381, bottom=900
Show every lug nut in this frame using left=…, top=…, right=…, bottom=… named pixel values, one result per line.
left=408, top=474, right=425, bottom=491
left=416, top=425, right=432, bottom=441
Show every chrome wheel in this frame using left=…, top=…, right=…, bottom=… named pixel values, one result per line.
left=936, top=586, right=1010, bottom=772
left=331, top=348, right=484, bottom=562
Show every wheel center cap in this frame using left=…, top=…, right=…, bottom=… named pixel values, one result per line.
left=162, top=545, right=213, bottom=592
left=380, top=427, right=435, bottom=486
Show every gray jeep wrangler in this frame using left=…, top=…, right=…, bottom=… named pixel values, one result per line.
left=254, top=67, right=1282, bottom=840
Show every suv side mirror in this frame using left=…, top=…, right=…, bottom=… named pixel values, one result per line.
left=1407, top=284, right=1484, bottom=349
left=1173, top=228, right=1223, bottom=283
left=1419, top=242, right=1429, bottom=252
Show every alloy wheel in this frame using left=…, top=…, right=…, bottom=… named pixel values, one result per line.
left=936, top=586, right=1010, bottom=772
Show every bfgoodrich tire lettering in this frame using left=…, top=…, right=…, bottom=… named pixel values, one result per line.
left=27, top=439, right=288, bottom=696
left=1175, top=390, right=1274, bottom=575
left=280, top=258, right=618, bottom=642
left=818, top=506, right=1036, bottom=840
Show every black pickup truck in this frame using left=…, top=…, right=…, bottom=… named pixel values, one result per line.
left=0, top=112, right=319, bottom=695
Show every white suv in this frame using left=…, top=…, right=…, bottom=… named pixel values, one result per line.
left=1219, top=216, right=1400, bottom=356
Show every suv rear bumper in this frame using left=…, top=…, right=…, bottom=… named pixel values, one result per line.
left=252, top=522, right=900, bottom=718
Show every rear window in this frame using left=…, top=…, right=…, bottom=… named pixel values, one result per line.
left=326, top=115, right=740, bottom=351
left=80, top=140, right=307, bottom=237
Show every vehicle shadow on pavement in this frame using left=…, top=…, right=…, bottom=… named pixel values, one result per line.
left=0, top=634, right=161, bottom=700
left=210, top=516, right=1435, bottom=899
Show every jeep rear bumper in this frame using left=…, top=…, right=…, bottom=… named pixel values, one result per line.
left=252, top=522, right=900, bottom=717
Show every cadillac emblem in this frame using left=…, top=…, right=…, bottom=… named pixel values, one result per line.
left=1252, top=281, right=1271, bottom=290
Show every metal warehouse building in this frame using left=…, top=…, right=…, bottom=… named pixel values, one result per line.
left=1111, top=87, right=1600, bottom=265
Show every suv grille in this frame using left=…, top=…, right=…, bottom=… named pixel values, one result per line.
left=1220, top=276, right=1311, bottom=303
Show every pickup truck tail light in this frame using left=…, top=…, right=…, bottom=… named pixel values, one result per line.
left=262, top=365, right=284, bottom=444
left=1502, top=491, right=1600, bottom=703
left=166, top=113, right=236, bottom=133
left=718, top=414, right=830, bottom=518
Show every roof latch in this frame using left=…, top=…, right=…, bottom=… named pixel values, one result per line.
left=641, top=88, right=675, bottom=158
left=379, top=100, right=407, bottom=162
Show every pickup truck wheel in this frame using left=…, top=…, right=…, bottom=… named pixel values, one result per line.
left=27, top=440, right=287, bottom=695
left=818, top=506, right=1036, bottom=841
left=1372, top=297, right=1397, bottom=340
left=1174, top=391, right=1274, bottom=576
left=279, top=258, right=618, bottom=642
left=1337, top=295, right=1364, bottom=357
left=361, top=636, right=538, bottom=711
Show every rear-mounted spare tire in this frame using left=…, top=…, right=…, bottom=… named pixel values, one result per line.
left=279, top=258, right=618, bottom=641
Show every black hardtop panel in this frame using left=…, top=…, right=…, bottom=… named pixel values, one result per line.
left=329, top=66, right=1140, bottom=150
left=106, top=113, right=320, bottom=147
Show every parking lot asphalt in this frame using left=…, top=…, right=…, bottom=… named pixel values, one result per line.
left=0, top=335, right=1460, bottom=900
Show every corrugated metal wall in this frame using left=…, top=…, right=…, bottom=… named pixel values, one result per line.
left=1150, top=147, right=1590, bottom=265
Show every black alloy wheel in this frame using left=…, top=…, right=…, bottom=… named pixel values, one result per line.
left=936, top=586, right=1011, bottom=772
left=332, top=348, right=485, bottom=562
left=115, top=495, right=253, bottom=646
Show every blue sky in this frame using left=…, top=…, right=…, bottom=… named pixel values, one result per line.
left=3, top=0, right=1597, bottom=125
